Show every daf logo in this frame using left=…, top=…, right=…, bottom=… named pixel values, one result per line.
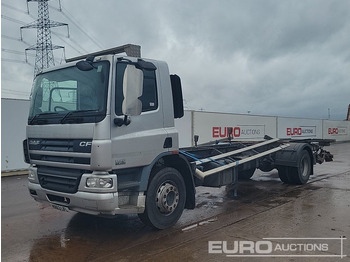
left=29, top=140, right=40, bottom=145
left=79, top=141, right=92, bottom=147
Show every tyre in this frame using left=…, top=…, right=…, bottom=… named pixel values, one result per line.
left=278, top=166, right=290, bottom=183
left=278, top=150, right=312, bottom=185
left=138, top=167, right=186, bottom=229
left=238, top=168, right=256, bottom=180
left=288, top=150, right=312, bottom=185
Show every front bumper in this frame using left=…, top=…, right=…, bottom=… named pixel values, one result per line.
left=28, top=167, right=145, bottom=215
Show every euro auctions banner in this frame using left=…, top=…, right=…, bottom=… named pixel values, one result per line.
left=192, top=111, right=277, bottom=145
left=277, top=117, right=323, bottom=140
left=175, top=110, right=350, bottom=147
left=323, top=120, right=350, bottom=142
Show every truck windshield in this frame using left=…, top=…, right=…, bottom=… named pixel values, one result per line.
left=28, top=61, right=110, bottom=125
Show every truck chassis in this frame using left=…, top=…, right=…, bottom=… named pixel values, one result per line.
left=137, top=135, right=333, bottom=229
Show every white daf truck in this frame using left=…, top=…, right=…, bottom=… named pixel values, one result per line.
left=24, top=44, right=333, bottom=229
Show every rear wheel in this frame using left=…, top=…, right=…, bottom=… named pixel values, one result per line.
left=278, top=166, right=290, bottom=183
left=138, top=167, right=186, bottom=229
left=289, top=150, right=312, bottom=185
left=278, top=150, right=312, bottom=185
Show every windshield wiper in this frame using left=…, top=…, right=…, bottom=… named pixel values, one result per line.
left=29, top=112, right=59, bottom=125
left=60, top=109, right=100, bottom=124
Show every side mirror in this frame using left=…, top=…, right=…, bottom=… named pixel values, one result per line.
left=122, top=65, right=143, bottom=116
left=76, top=56, right=96, bottom=71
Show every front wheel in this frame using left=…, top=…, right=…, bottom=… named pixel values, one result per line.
left=138, top=167, right=186, bottom=229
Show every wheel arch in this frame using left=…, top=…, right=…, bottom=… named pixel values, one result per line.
left=140, top=152, right=196, bottom=209
left=275, top=142, right=314, bottom=175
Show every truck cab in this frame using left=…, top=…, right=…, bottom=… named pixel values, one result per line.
left=24, top=45, right=195, bottom=229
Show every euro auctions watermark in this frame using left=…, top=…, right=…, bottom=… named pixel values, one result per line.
left=208, top=237, right=347, bottom=258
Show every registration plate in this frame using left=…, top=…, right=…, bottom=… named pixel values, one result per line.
left=51, top=204, right=69, bottom=212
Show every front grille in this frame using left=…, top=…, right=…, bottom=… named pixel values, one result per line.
left=38, top=166, right=85, bottom=193
left=28, top=138, right=92, bottom=166
left=28, top=138, right=92, bottom=153
left=30, top=154, right=90, bottom=164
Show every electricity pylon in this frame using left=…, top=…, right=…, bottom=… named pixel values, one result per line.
left=20, top=0, right=69, bottom=76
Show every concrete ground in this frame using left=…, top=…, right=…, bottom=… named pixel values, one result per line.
left=1, top=142, right=349, bottom=262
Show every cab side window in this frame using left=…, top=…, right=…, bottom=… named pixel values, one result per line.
left=115, top=63, right=158, bottom=115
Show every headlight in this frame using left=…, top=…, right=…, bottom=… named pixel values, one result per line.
left=86, top=177, right=113, bottom=188
left=28, top=169, right=36, bottom=181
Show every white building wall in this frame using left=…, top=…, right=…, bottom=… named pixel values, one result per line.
left=1, top=98, right=30, bottom=171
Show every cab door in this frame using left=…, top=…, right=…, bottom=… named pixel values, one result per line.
left=110, top=61, right=168, bottom=169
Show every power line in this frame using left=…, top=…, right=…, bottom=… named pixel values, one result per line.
left=52, top=31, right=86, bottom=54
left=2, top=0, right=105, bottom=70
left=1, top=35, right=22, bottom=42
left=60, top=6, right=104, bottom=49
left=25, top=11, right=85, bottom=55
left=1, top=58, right=28, bottom=64
left=2, top=2, right=98, bottom=57
left=25, top=3, right=87, bottom=56
left=48, top=3, right=62, bottom=12
left=1, top=35, right=32, bottom=46
left=24, top=5, right=96, bottom=54
left=2, top=48, right=62, bottom=65
left=2, top=34, right=21, bottom=42
left=1, top=14, right=26, bottom=25
left=1, top=58, right=35, bottom=66
left=2, top=48, right=36, bottom=57
left=2, top=13, right=83, bottom=65
left=1, top=2, right=28, bottom=15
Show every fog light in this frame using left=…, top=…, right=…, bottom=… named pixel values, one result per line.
left=86, top=177, right=113, bottom=188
